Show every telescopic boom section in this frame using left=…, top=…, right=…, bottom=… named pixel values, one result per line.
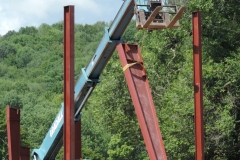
left=74, top=0, right=135, bottom=121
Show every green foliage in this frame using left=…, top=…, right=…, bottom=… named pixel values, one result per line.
left=0, top=108, right=7, bottom=160
left=19, top=26, right=38, bottom=35
left=0, top=42, right=16, bottom=60
left=82, top=148, right=105, bottom=160
left=122, top=20, right=138, bottom=44
left=15, top=47, right=33, bottom=68
left=3, top=30, right=17, bottom=39
left=4, top=91, right=23, bottom=109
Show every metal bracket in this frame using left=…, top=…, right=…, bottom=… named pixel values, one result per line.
left=81, top=68, right=101, bottom=83
left=104, top=27, right=122, bottom=43
left=74, top=113, right=82, bottom=121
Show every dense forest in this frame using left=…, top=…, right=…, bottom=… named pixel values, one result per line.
left=1, top=0, right=240, bottom=159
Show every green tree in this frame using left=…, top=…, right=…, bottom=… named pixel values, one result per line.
left=15, top=47, right=33, bottom=68
left=0, top=42, right=16, bottom=60
left=0, top=108, right=7, bottom=160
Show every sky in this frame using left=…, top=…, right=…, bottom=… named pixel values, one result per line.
left=0, top=0, right=124, bottom=35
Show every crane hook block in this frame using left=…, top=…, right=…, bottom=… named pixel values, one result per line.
left=134, top=0, right=186, bottom=31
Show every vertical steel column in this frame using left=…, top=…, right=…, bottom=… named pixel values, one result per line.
left=6, top=106, right=20, bottom=160
left=75, top=120, right=82, bottom=159
left=64, top=5, right=75, bottom=160
left=192, top=11, right=204, bottom=160
left=117, top=43, right=167, bottom=160
left=20, top=146, right=30, bottom=160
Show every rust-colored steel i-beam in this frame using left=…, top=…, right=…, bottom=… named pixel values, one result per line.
left=6, top=106, right=30, bottom=160
left=75, top=120, right=82, bottom=159
left=192, top=11, right=204, bottom=160
left=117, top=43, right=167, bottom=160
left=6, top=106, right=20, bottom=160
left=20, top=147, right=30, bottom=160
left=64, top=5, right=75, bottom=160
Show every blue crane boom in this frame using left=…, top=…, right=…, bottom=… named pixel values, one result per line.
left=31, top=0, right=185, bottom=159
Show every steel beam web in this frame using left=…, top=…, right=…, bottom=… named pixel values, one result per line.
left=20, top=147, right=30, bottom=160
left=75, top=120, right=82, bottom=159
left=64, top=5, right=75, bottom=160
left=192, top=11, right=204, bottom=160
left=117, top=43, right=167, bottom=160
left=6, top=106, right=20, bottom=160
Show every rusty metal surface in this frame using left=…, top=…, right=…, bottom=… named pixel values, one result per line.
left=192, top=11, right=204, bottom=160
left=117, top=43, right=167, bottom=160
left=75, top=120, right=82, bottom=159
left=6, top=106, right=20, bottom=160
left=20, top=146, right=30, bottom=160
left=64, top=5, right=75, bottom=160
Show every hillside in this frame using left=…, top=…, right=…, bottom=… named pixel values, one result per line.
left=1, top=0, right=240, bottom=159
